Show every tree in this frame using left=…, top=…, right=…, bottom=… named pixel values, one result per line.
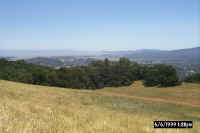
left=143, top=64, right=180, bottom=87
left=0, top=72, right=3, bottom=79
left=185, top=73, right=200, bottom=83
left=119, top=57, right=131, bottom=66
left=0, top=57, right=181, bottom=89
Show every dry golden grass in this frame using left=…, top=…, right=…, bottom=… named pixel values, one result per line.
left=98, top=81, right=200, bottom=106
left=0, top=80, right=200, bottom=133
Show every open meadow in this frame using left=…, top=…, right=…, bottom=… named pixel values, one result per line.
left=0, top=80, right=200, bottom=133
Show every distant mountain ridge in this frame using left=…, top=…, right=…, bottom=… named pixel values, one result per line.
left=1, top=47, right=199, bottom=79
left=103, top=47, right=200, bottom=62
left=102, top=47, right=200, bottom=79
left=1, top=47, right=199, bottom=58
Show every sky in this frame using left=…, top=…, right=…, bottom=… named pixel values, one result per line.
left=0, top=0, right=199, bottom=51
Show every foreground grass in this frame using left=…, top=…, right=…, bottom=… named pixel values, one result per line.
left=0, top=80, right=200, bottom=133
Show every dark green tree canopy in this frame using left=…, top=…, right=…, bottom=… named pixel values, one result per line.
left=185, top=73, right=200, bottom=83
left=0, top=58, right=181, bottom=89
left=144, top=64, right=180, bottom=87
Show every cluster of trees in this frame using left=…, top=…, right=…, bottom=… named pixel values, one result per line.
left=0, top=58, right=181, bottom=89
left=184, top=73, right=200, bottom=83
left=143, top=64, right=181, bottom=87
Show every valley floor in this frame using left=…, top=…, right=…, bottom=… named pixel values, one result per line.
left=0, top=80, right=200, bottom=133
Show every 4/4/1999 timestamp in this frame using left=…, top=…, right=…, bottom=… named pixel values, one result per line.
left=154, top=121, right=193, bottom=128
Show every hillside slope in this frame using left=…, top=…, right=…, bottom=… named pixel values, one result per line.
left=0, top=80, right=200, bottom=133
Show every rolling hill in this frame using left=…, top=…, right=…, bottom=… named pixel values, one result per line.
left=1, top=47, right=200, bottom=79
left=0, top=80, right=200, bottom=133
left=103, top=47, right=200, bottom=63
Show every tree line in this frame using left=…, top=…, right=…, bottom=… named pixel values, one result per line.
left=0, top=58, right=182, bottom=89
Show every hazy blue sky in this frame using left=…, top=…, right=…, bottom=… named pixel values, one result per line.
left=0, top=0, right=199, bottom=51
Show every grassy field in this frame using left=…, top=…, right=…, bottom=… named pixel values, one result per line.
left=0, top=80, right=200, bottom=133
